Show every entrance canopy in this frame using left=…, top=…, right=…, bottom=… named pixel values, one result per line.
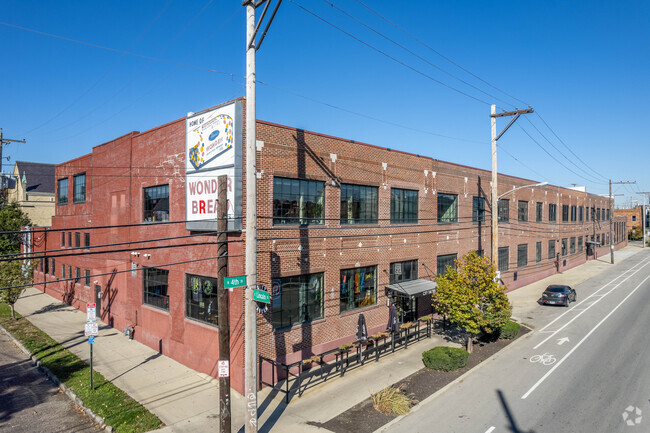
left=385, top=279, right=437, bottom=299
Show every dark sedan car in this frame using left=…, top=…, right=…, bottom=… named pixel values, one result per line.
left=541, top=285, right=576, bottom=307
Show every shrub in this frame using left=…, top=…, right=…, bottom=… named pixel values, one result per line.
left=499, top=321, right=520, bottom=340
left=422, top=346, right=468, bottom=371
left=371, top=386, right=413, bottom=415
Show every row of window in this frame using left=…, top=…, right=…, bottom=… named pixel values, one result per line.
left=57, top=173, right=86, bottom=205
left=497, top=233, right=609, bottom=271
left=273, top=177, right=609, bottom=226
left=39, top=258, right=92, bottom=286
left=61, top=231, right=90, bottom=249
left=497, top=200, right=610, bottom=224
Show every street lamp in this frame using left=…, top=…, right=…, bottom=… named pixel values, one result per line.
left=492, top=181, right=548, bottom=269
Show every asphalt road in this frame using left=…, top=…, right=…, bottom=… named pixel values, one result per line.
left=0, top=331, right=101, bottom=433
left=380, top=249, right=650, bottom=433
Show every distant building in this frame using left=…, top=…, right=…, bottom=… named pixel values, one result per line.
left=7, top=161, right=56, bottom=227
left=614, top=207, right=646, bottom=235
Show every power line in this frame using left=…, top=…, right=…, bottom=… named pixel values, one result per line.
left=322, top=0, right=516, bottom=108
left=288, top=0, right=493, bottom=106
left=352, top=0, right=530, bottom=107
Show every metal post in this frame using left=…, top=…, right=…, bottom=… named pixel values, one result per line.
left=217, top=175, right=231, bottom=433
left=244, top=3, right=258, bottom=431
left=491, top=105, right=498, bottom=268
left=90, top=343, right=94, bottom=390
left=610, top=180, right=614, bottom=264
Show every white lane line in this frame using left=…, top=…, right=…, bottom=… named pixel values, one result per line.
left=522, top=272, right=650, bottom=400
left=485, top=427, right=496, bottom=433
left=532, top=260, right=650, bottom=350
left=537, top=258, right=649, bottom=333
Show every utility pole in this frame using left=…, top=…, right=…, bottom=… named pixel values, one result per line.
left=243, top=1, right=281, bottom=431
left=217, top=175, right=230, bottom=433
left=490, top=106, right=534, bottom=268
left=610, top=180, right=636, bottom=263
left=637, top=191, right=650, bottom=249
left=0, top=129, right=25, bottom=174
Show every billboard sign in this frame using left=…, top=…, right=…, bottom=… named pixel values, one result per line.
left=185, top=100, right=243, bottom=232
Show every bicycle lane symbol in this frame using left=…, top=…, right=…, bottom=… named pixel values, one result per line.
left=529, top=353, right=557, bottom=366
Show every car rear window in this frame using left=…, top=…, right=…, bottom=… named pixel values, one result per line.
left=548, top=287, right=566, bottom=293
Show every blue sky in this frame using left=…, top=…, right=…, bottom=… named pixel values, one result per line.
left=2, top=0, right=649, bottom=207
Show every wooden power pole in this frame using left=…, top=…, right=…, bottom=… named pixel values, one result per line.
left=217, top=175, right=230, bottom=433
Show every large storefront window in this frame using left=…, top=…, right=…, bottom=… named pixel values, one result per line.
left=390, top=188, right=418, bottom=224
left=186, top=274, right=219, bottom=326
left=273, top=177, right=324, bottom=225
left=143, top=267, right=169, bottom=310
left=390, top=259, right=418, bottom=284
left=340, top=266, right=377, bottom=312
left=272, top=273, right=324, bottom=328
left=340, top=184, right=378, bottom=224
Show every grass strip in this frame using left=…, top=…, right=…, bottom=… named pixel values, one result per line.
left=0, top=303, right=163, bottom=433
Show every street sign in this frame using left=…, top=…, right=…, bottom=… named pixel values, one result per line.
left=224, top=275, right=247, bottom=289
left=86, top=303, right=96, bottom=322
left=218, top=360, right=229, bottom=378
left=84, top=322, right=99, bottom=337
left=252, top=289, right=270, bottom=304
left=88, top=336, right=95, bottom=344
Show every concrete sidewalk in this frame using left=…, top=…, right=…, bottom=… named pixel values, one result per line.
left=13, top=289, right=459, bottom=433
left=12, top=244, right=644, bottom=432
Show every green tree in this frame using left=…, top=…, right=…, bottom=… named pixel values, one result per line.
left=0, top=202, right=32, bottom=254
left=0, top=259, right=37, bottom=319
left=434, top=251, right=512, bottom=351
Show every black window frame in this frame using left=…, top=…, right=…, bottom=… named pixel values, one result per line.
left=570, top=237, right=576, bottom=254
left=75, top=232, right=80, bottom=248
left=84, top=233, right=90, bottom=249
left=391, top=188, right=419, bottom=224
left=549, top=204, right=557, bottom=222
left=340, top=183, right=378, bottom=225
left=498, top=247, right=509, bottom=272
left=518, top=200, right=528, bottom=222
left=57, top=178, right=69, bottom=205
left=84, top=269, right=90, bottom=287
left=390, top=259, right=418, bottom=284
left=437, top=193, right=457, bottom=224
left=562, top=205, right=569, bottom=222
left=472, top=196, right=485, bottom=223
left=143, top=184, right=170, bottom=223
left=571, top=205, right=577, bottom=222
left=51, top=258, right=55, bottom=277
left=61, top=232, right=65, bottom=248
left=143, top=267, right=170, bottom=311
left=517, top=244, right=528, bottom=268
left=578, top=236, right=584, bottom=252
left=273, top=272, right=325, bottom=328
left=186, top=273, right=219, bottom=327
left=579, top=206, right=584, bottom=222
left=548, top=239, right=556, bottom=259
left=498, top=199, right=509, bottom=223
left=536, top=241, right=542, bottom=262
left=72, top=173, right=86, bottom=204
left=436, top=254, right=457, bottom=276
left=273, top=177, right=325, bottom=226
left=340, top=266, right=377, bottom=313
left=561, top=238, right=568, bottom=256
left=536, top=202, right=543, bottom=222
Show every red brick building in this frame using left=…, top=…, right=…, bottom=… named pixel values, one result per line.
left=614, top=207, right=644, bottom=236
left=29, top=98, right=627, bottom=394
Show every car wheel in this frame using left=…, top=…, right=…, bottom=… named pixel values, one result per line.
left=565, top=298, right=570, bottom=307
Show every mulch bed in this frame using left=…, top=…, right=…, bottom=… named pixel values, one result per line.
left=312, top=326, right=530, bottom=433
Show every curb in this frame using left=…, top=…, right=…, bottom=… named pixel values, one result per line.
left=373, top=328, right=534, bottom=433
left=0, top=322, right=113, bottom=433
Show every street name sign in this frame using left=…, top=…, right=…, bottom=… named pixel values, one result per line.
left=224, top=275, right=247, bottom=289
left=252, top=289, right=270, bottom=304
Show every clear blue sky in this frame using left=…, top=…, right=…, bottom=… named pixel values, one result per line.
left=2, top=0, right=649, bottom=207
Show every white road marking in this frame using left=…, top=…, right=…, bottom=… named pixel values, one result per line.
left=533, top=260, right=650, bottom=350
left=536, top=258, right=650, bottom=333
left=556, top=337, right=570, bottom=345
left=485, top=427, right=496, bottom=433
left=522, top=272, right=650, bottom=400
